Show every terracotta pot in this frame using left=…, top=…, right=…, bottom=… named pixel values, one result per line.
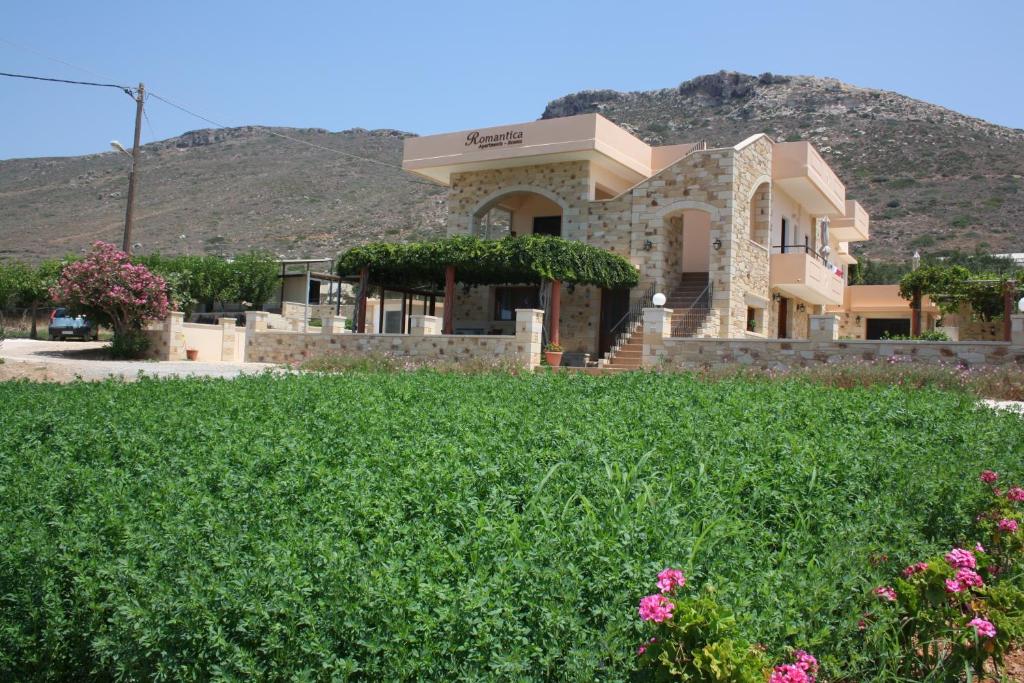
left=545, top=351, right=563, bottom=367
left=185, top=348, right=199, bottom=361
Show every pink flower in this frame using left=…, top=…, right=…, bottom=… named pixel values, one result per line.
left=998, top=518, right=1019, bottom=534
left=794, top=650, right=818, bottom=675
left=976, top=543, right=986, bottom=554
left=968, top=617, right=997, bottom=639
left=945, top=548, right=977, bottom=570
left=946, top=579, right=965, bottom=593
left=656, top=568, right=686, bottom=594
left=956, top=568, right=984, bottom=588
left=638, top=594, right=675, bottom=623
left=1008, top=487, right=1024, bottom=502
left=874, top=586, right=897, bottom=602
left=902, top=562, right=929, bottom=578
left=981, top=470, right=999, bottom=484
left=637, top=645, right=646, bottom=656
left=770, top=663, right=811, bottom=683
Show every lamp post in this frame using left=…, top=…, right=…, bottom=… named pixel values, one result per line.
left=111, top=82, right=145, bottom=254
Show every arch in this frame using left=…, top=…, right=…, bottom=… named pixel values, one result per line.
left=468, top=185, right=570, bottom=237
left=653, top=199, right=721, bottom=223
left=747, top=177, right=771, bottom=246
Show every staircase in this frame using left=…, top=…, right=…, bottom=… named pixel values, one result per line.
left=599, top=273, right=715, bottom=372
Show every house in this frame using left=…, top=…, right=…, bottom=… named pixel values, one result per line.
left=829, top=285, right=940, bottom=339
left=399, top=113, right=869, bottom=362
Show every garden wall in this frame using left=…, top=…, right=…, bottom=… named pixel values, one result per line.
left=244, top=309, right=544, bottom=368
left=144, top=314, right=245, bottom=362
left=643, top=309, right=1024, bottom=370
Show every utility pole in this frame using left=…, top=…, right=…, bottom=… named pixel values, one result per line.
left=122, top=82, right=144, bottom=254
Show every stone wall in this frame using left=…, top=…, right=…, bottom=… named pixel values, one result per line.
left=644, top=309, right=1024, bottom=370
left=245, top=309, right=544, bottom=369
left=143, top=313, right=245, bottom=362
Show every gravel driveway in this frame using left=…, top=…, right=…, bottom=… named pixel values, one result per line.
left=0, top=338, right=274, bottom=382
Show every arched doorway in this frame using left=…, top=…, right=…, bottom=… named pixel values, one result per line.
left=470, top=189, right=565, bottom=240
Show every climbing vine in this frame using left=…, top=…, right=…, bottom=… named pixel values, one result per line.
left=336, top=235, right=640, bottom=289
left=899, top=264, right=1018, bottom=320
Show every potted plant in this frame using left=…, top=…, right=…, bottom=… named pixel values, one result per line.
left=544, top=342, right=563, bottom=368
left=747, top=319, right=757, bottom=333
left=185, top=347, right=199, bottom=361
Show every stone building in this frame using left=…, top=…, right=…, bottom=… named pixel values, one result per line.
left=402, top=113, right=869, bottom=366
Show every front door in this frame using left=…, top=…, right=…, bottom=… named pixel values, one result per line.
left=777, top=297, right=789, bottom=338
left=599, top=288, right=631, bottom=356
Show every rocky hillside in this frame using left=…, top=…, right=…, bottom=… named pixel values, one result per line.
left=1, top=71, right=1022, bottom=261
left=0, top=126, right=446, bottom=261
left=544, top=72, right=1024, bottom=258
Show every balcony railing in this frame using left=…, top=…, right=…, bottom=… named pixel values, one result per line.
left=769, top=247, right=844, bottom=306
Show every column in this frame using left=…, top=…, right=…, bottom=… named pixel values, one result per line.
left=515, top=308, right=544, bottom=369
left=219, top=317, right=237, bottom=361
left=642, top=307, right=673, bottom=366
left=809, top=314, right=839, bottom=342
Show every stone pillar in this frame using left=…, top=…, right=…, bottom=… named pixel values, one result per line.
left=246, top=311, right=269, bottom=334
left=515, top=308, right=544, bottom=369
left=166, top=311, right=186, bottom=361
left=321, top=316, right=347, bottom=334
left=1011, top=315, right=1024, bottom=347
left=642, top=307, right=673, bottom=366
left=219, top=317, right=237, bottom=361
left=809, top=314, right=839, bottom=342
left=409, top=314, right=441, bottom=336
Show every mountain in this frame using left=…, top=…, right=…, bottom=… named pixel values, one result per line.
left=1, top=71, right=1022, bottom=262
left=543, top=72, right=1024, bottom=259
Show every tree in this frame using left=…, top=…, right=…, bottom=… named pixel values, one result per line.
left=13, top=260, right=61, bottom=339
left=51, top=242, right=169, bottom=357
left=228, top=251, right=278, bottom=308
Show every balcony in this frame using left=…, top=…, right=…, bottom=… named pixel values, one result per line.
left=769, top=247, right=845, bottom=306
left=830, top=200, right=870, bottom=242
left=835, top=241, right=857, bottom=265
left=772, top=142, right=846, bottom=216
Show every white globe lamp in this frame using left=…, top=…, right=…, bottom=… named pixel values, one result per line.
left=1018, top=297, right=1024, bottom=313
left=652, top=292, right=667, bottom=307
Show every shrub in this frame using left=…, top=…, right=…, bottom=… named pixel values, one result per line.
left=50, top=242, right=168, bottom=358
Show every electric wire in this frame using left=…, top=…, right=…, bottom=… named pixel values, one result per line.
left=0, top=70, right=132, bottom=93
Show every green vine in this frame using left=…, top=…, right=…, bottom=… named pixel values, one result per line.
left=899, top=264, right=1018, bottom=319
left=336, top=235, right=640, bottom=289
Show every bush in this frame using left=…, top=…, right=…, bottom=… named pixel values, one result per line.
left=1, top=373, right=1023, bottom=679
left=108, top=328, right=150, bottom=359
left=880, top=329, right=950, bottom=341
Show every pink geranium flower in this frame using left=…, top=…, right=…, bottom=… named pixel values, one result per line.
left=638, top=594, right=675, bottom=623
left=946, top=579, right=965, bottom=593
left=770, top=663, right=811, bottom=683
left=656, top=568, right=686, bottom=594
left=968, top=617, right=997, bottom=639
left=874, top=586, right=897, bottom=602
left=956, top=568, right=984, bottom=588
left=981, top=470, right=999, bottom=484
left=945, top=548, right=976, bottom=570
left=976, top=543, right=986, bottom=554
left=902, top=562, right=929, bottom=578
left=1007, top=487, right=1024, bottom=502
left=998, top=518, right=1019, bottom=533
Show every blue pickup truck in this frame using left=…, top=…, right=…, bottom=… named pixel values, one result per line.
left=48, top=308, right=99, bottom=341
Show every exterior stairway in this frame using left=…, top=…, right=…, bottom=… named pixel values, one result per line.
left=599, top=273, right=714, bottom=372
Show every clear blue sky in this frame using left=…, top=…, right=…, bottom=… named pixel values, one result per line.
left=2, top=0, right=1022, bottom=160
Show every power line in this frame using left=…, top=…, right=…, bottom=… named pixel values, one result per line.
left=0, top=36, right=120, bottom=83
left=0, top=70, right=133, bottom=94
left=146, top=90, right=444, bottom=188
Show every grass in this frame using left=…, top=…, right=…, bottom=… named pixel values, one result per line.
left=0, top=372, right=1022, bottom=680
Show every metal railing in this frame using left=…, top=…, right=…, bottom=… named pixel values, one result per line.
left=670, top=280, right=714, bottom=337
left=607, top=284, right=655, bottom=351
left=771, top=243, right=830, bottom=267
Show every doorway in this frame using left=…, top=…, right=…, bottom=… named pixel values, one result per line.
left=532, top=216, right=562, bottom=237
left=599, top=288, right=631, bottom=356
left=777, top=297, right=789, bottom=338
left=866, top=318, right=910, bottom=340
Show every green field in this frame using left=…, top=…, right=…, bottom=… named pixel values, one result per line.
left=1, top=372, right=1021, bottom=680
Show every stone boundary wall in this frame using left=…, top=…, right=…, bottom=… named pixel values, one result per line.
left=644, top=309, right=1024, bottom=371
left=143, top=313, right=245, bottom=362
left=245, top=309, right=544, bottom=368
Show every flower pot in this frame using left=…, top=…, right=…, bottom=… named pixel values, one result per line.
left=545, top=351, right=563, bottom=367
left=185, top=348, right=199, bottom=361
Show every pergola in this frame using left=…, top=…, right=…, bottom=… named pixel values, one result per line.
left=336, top=235, right=639, bottom=344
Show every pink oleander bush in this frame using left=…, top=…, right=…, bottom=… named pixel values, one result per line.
left=859, top=470, right=1024, bottom=680
left=634, top=567, right=815, bottom=682
left=50, top=242, right=168, bottom=358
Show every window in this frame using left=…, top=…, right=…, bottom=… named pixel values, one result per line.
left=746, top=306, right=765, bottom=334
left=307, top=280, right=321, bottom=304
left=532, top=216, right=561, bottom=237
left=494, top=286, right=539, bottom=321
left=780, top=218, right=788, bottom=253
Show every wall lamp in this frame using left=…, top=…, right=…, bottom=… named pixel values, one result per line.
left=643, top=239, right=654, bottom=251
left=855, top=315, right=862, bottom=324
left=712, top=238, right=723, bottom=251
left=796, top=303, right=806, bottom=312
left=771, top=292, right=781, bottom=302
